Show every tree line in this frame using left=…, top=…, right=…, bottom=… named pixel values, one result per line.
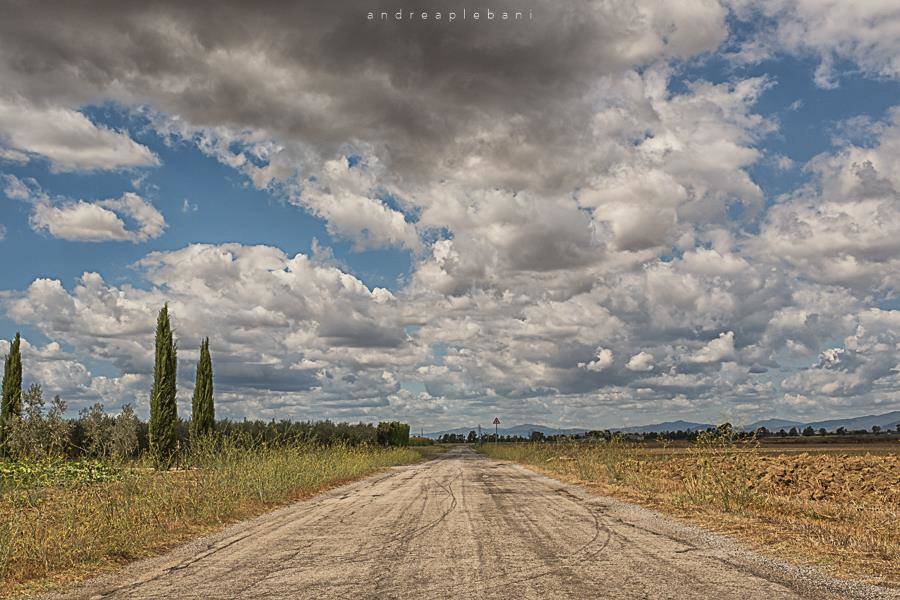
left=0, top=305, right=410, bottom=467
left=435, top=421, right=899, bottom=445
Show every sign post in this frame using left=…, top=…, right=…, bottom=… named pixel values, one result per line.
left=492, top=417, right=500, bottom=442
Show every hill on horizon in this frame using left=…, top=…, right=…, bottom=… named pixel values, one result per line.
left=425, top=409, right=900, bottom=438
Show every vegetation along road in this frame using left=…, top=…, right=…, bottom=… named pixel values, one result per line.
left=53, top=447, right=896, bottom=600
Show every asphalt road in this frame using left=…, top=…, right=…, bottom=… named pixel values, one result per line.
left=56, top=447, right=896, bottom=600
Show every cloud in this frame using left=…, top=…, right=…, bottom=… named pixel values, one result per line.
left=4, top=244, right=420, bottom=417
left=0, top=335, right=145, bottom=411
left=0, top=1, right=727, bottom=185
left=753, top=109, right=900, bottom=291
left=4, top=175, right=166, bottom=243
left=781, top=310, right=900, bottom=400
left=0, top=147, right=28, bottom=164
left=626, top=351, right=655, bottom=372
left=727, top=0, right=900, bottom=86
left=2, top=173, right=33, bottom=200
left=0, top=1, right=732, bottom=252
left=0, top=96, right=158, bottom=171
left=579, top=348, right=614, bottom=372
left=3, top=175, right=167, bottom=243
left=28, top=192, right=166, bottom=243
left=296, top=157, right=420, bottom=251
left=690, top=331, right=736, bottom=364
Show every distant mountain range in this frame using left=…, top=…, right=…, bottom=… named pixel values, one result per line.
left=615, top=420, right=711, bottom=434
left=424, top=410, right=900, bottom=438
left=768, top=410, right=900, bottom=433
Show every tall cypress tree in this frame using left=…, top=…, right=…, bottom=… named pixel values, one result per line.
left=191, top=337, right=214, bottom=438
left=0, top=332, right=23, bottom=450
left=149, top=305, right=177, bottom=468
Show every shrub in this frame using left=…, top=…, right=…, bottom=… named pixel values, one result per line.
left=4, top=385, right=71, bottom=460
left=376, top=421, right=410, bottom=446
left=109, top=404, right=140, bottom=461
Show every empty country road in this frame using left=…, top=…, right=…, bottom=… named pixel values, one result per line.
left=54, top=447, right=896, bottom=600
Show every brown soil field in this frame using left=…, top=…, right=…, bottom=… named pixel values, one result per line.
left=481, top=441, right=900, bottom=587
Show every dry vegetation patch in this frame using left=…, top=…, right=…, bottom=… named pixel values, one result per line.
left=480, top=439, right=899, bottom=587
left=0, top=443, right=429, bottom=598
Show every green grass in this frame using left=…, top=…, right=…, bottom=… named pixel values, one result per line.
left=0, top=442, right=429, bottom=597
left=0, top=460, right=123, bottom=491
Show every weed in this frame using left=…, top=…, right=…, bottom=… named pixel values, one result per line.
left=676, top=430, right=758, bottom=512
left=0, top=442, right=424, bottom=595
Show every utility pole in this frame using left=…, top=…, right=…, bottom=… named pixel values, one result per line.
left=478, top=424, right=482, bottom=444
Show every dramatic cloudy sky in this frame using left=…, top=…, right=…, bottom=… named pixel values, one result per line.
left=1, top=1, right=898, bottom=430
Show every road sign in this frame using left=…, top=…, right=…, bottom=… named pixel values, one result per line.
left=492, top=417, right=500, bottom=425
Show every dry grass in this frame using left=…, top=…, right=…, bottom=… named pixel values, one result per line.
left=479, top=437, right=899, bottom=587
left=0, top=442, right=428, bottom=598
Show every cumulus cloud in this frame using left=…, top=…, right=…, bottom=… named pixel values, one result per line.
left=28, top=194, right=165, bottom=244
left=781, top=310, right=900, bottom=401
left=690, top=331, right=736, bottom=364
left=754, top=109, right=900, bottom=291
left=0, top=336, right=145, bottom=411
left=0, top=96, right=158, bottom=171
left=579, top=348, right=614, bottom=372
left=4, top=243, right=421, bottom=417
left=727, top=0, right=900, bottom=86
left=626, top=351, right=655, bottom=372
left=297, top=157, right=420, bottom=251
left=4, top=175, right=166, bottom=243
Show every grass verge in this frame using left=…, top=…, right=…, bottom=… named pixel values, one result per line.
left=0, top=443, right=432, bottom=598
left=478, top=438, right=899, bottom=587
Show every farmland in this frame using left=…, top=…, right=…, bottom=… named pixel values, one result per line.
left=478, top=437, right=900, bottom=587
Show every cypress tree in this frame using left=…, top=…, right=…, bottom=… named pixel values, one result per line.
left=149, top=305, right=178, bottom=468
left=190, top=337, right=214, bottom=438
left=0, top=332, right=23, bottom=450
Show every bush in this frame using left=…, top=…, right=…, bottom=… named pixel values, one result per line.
left=3, top=384, right=71, bottom=461
left=376, top=421, right=410, bottom=446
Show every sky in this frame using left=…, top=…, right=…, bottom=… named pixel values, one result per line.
left=0, top=0, right=898, bottom=431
